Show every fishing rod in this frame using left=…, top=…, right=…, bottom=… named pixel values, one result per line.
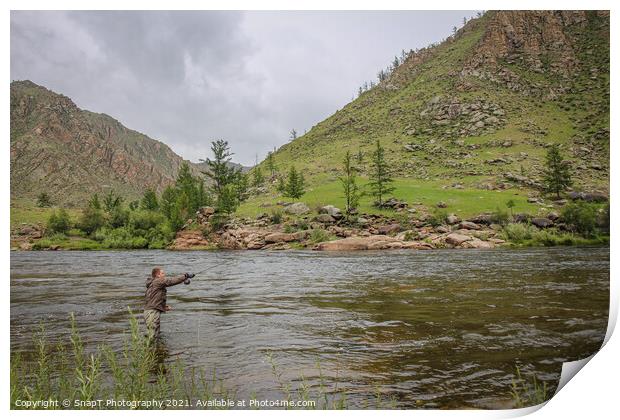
left=184, top=260, right=229, bottom=285
left=193, top=260, right=229, bottom=276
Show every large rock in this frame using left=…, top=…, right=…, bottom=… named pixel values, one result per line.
left=315, top=214, right=336, bottom=223
left=378, top=224, right=401, bottom=235
left=170, top=230, right=211, bottom=250
left=462, top=238, right=495, bottom=249
left=284, top=202, right=310, bottom=215
left=446, top=214, right=460, bottom=225
left=458, top=221, right=481, bottom=230
left=467, top=214, right=493, bottom=225
left=435, top=225, right=450, bottom=234
left=319, top=205, right=342, bottom=218
left=382, top=198, right=408, bottom=209
left=245, top=234, right=266, bottom=250
left=264, top=232, right=297, bottom=243
left=445, top=233, right=473, bottom=246
left=531, top=218, right=554, bottom=228
left=313, top=235, right=431, bottom=251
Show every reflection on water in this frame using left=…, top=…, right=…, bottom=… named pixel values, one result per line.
left=10, top=247, right=609, bottom=408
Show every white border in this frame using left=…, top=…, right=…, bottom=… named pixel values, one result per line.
left=3, top=1, right=617, bottom=419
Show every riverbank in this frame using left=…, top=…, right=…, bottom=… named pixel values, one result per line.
left=11, top=193, right=609, bottom=252
left=12, top=205, right=608, bottom=252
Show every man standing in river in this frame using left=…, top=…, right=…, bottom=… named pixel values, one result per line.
left=144, top=267, right=194, bottom=339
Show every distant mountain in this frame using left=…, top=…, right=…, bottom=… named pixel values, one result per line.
left=10, top=80, right=202, bottom=206
left=192, top=160, right=252, bottom=175
left=258, top=11, right=609, bottom=193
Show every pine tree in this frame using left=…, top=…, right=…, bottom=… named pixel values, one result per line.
left=276, top=176, right=286, bottom=194
left=140, top=188, right=159, bottom=210
left=36, top=192, right=52, bottom=207
left=252, top=167, right=265, bottom=187
left=233, top=171, right=249, bottom=203
left=266, top=152, right=277, bottom=177
left=543, top=144, right=572, bottom=199
left=88, top=193, right=102, bottom=210
left=102, top=190, right=124, bottom=213
left=289, top=129, right=298, bottom=141
left=159, top=186, right=177, bottom=220
left=216, top=184, right=238, bottom=215
left=368, top=140, right=394, bottom=207
left=285, top=166, right=305, bottom=199
left=202, top=140, right=239, bottom=213
left=356, top=149, right=363, bottom=164
left=339, top=151, right=361, bottom=218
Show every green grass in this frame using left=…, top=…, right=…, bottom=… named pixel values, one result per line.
left=501, top=223, right=608, bottom=247
left=11, top=313, right=394, bottom=410
left=29, top=236, right=106, bottom=251
left=11, top=201, right=82, bottom=229
left=510, top=366, right=549, bottom=408
left=237, top=178, right=542, bottom=219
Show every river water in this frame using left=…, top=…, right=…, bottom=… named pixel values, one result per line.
left=10, top=247, right=609, bottom=409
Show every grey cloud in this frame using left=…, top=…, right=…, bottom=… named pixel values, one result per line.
left=11, top=10, right=476, bottom=165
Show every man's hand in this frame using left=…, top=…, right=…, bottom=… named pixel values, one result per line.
left=184, top=273, right=195, bottom=285
left=164, top=305, right=172, bottom=312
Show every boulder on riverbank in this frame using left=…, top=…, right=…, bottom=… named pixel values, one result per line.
left=169, top=230, right=211, bottom=250
left=313, top=235, right=434, bottom=251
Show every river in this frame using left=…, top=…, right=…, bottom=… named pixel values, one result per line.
left=10, top=246, right=609, bottom=409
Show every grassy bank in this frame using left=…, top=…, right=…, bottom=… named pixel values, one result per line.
left=236, top=178, right=541, bottom=219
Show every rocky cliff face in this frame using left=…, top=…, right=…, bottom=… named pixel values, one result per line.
left=10, top=80, right=197, bottom=205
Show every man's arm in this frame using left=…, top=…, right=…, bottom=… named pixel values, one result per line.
left=164, top=274, right=187, bottom=287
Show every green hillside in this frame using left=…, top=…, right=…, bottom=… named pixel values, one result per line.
left=242, top=11, right=609, bottom=217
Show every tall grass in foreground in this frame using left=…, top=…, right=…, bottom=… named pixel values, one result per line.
left=510, top=366, right=549, bottom=408
left=11, top=313, right=245, bottom=409
left=12, top=313, right=550, bottom=409
left=10, top=313, right=363, bottom=409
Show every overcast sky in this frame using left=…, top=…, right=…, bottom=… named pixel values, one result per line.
left=11, top=10, right=477, bottom=166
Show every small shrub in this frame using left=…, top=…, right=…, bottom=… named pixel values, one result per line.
left=309, top=229, right=332, bottom=244
left=501, top=223, right=537, bottom=243
left=491, top=206, right=510, bottom=226
left=46, top=232, right=67, bottom=242
left=270, top=209, right=283, bottom=225
left=78, top=207, right=106, bottom=235
left=427, top=208, right=448, bottom=227
left=100, top=227, right=148, bottom=249
left=561, top=201, right=598, bottom=238
left=295, top=219, right=310, bottom=231
left=36, top=192, right=52, bottom=208
left=108, top=207, right=129, bottom=229
left=209, top=213, right=229, bottom=231
left=403, top=230, right=419, bottom=241
left=129, top=210, right=165, bottom=234
left=144, top=223, right=175, bottom=249
left=394, top=212, right=414, bottom=230
left=47, top=209, right=71, bottom=234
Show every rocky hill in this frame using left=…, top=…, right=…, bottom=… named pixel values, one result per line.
left=257, top=11, right=609, bottom=194
left=10, top=80, right=200, bottom=206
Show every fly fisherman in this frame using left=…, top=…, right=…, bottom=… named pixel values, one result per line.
left=144, top=267, right=195, bottom=339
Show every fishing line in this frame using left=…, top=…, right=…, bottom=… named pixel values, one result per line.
left=194, top=260, right=229, bottom=276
